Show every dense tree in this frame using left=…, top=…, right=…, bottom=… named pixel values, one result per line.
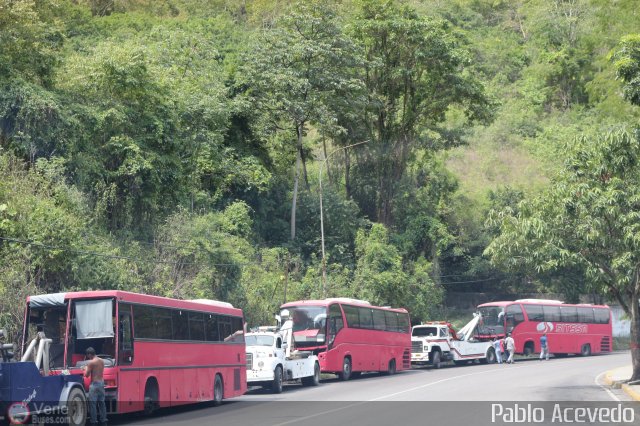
left=350, top=0, right=493, bottom=225
left=240, top=1, right=362, bottom=241
left=486, top=130, right=640, bottom=381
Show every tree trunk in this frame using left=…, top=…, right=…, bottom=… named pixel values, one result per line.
left=290, top=125, right=304, bottom=241
left=298, top=126, right=310, bottom=191
left=322, top=136, right=332, bottom=184
left=344, top=148, right=351, bottom=199
left=631, top=287, right=640, bottom=382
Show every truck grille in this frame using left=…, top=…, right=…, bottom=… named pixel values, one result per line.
left=246, top=353, right=253, bottom=369
left=411, top=341, right=423, bottom=353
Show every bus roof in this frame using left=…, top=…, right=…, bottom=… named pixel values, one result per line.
left=281, top=298, right=408, bottom=313
left=477, top=300, right=610, bottom=309
left=27, top=290, right=243, bottom=316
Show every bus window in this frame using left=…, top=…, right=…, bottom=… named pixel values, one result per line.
left=560, top=306, right=578, bottom=322
left=172, top=310, right=189, bottom=340
left=524, top=304, right=544, bottom=322
left=505, top=304, right=524, bottom=332
left=205, top=314, right=220, bottom=342
left=189, top=312, right=205, bottom=341
left=543, top=305, right=561, bottom=322
left=358, top=308, right=374, bottom=329
left=594, top=308, right=610, bottom=324
left=397, top=313, right=410, bottom=333
left=118, top=306, right=134, bottom=365
left=328, top=304, right=344, bottom=347
left=577, top=307, right=594, bottom=323
left=372, top=309, right=386, bottom=330
left=343, top=305, right=360, bottom=328
left=384, top=311, right=398, bottom=332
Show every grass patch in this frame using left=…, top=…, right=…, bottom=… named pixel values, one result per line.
left=613, top=336, right=631, bottom=351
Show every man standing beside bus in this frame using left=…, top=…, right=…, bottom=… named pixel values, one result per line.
left=539, top=333, right=549, bottom=361
left=84, top=347, right=107, bottom=425
left=505, top=333, right=515, bottom=364
left=492, top=337, right=502, bottom=364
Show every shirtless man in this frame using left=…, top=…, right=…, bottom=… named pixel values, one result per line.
left=84, top=347, right=107, bottom=425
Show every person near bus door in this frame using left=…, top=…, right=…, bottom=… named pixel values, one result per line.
left=505, top=333, right=515, bottom=364
left=540, top=333, right=550, bottom=361
left=83, top=347, right=108, bottom=426
left=492, top=337, right=502, bottom=364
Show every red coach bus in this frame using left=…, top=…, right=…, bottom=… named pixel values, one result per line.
left=476, top=299, right=612, bottom=356
left=22, top=290, right=246, bottom=415
left=279, top=298, right=411, bottom=380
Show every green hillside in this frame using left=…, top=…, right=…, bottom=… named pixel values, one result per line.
left=1, top=0, right=639, bottom=336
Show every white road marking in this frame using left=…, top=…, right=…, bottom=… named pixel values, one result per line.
left=595, top=370, right=620, bottom=402
left=368, top=364, right=528, bottom=401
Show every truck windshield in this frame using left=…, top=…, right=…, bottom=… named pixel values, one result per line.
left=412, top=327, right=439, bottom=337
left=280, top=306, right=327, bottom=346
left=477, top=306, right=505, bottom=335
left=245, top=335, right=274, bottom=347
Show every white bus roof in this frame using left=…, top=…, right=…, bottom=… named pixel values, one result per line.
left=187, top=299, right=235, bottom=309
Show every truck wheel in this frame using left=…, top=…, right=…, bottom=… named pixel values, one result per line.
left=302, top=362, right=321, bottom=386
left=481, top=348, right=496, bottom=364
left=213, top=375, right=224, bottom=406
left=272, top=366, right=284, bottom=393
left=338, top=357, right=352, bottom=381
left=65, top=387, right=87, bottom=426
left=431, top=351, right=442, bottom=369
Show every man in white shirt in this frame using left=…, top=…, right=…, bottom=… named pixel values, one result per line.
left=505, top=333, right=515, bottom=364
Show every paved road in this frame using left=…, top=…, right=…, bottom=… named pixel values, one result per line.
left=111, top=352, right=636, bottom=426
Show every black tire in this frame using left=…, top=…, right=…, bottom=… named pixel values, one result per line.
left=272, top=366, right=284, bottom=393
left=387, top=359, right=397, bottom=375
left=338, top=357, right=352, bottom=381
left=523, top=343, right=534, bottom=356
left=65, top=387, right=87, bottom=426
left=213, top=375, right=224, bottom=405
left=143, top=380, right=159, bottom=415
left=581, top=344, right=592, bottom=357
left=431, top=351, right=442, bottom=369
left=482, top=348, right=496, bottom=364
left=302, top=362, right=321, bottom=386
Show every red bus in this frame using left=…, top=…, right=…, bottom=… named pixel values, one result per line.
left=279, top=298, right=411, bottom=380
left=476, top=299, right=612, bottom=356
left=22, top=290, right=246, bottom=416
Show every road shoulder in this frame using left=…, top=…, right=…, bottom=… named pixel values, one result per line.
left=604, top=365, right=640, bottom=401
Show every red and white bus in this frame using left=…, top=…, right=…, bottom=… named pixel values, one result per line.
left=22, top=290, right=246, bottom=415
left=476, top=299, right=612, bottom=356
left=279, top=298, right=411, bottom=379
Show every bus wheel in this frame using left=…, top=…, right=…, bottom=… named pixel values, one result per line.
left=387, top=359, right=397, bottom=375
left=272, top=366, right=284, bottom=393
left=213, top=374, right=224, bottom=405
left=523, top=342, right=534, bottom=356
left=143, top=379, right=159, bottom=415
left=339, top=357, right=352, bottom=381
left=65, top=387, right=87, bottom=426
left=581, top=344, right=591, bottom=357
left=302, top=362, right=320, bottom=386
left=431, top=351, right=442, bottom=369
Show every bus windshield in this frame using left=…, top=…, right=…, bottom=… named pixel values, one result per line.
left=477, top=305, right=505, bottom=335
left=281, top=306, right=327, bottom=345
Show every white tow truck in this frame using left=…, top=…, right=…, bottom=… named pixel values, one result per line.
left=411, top=314, right=496, bottom=368
left=245, top=322, right=321, bottom=393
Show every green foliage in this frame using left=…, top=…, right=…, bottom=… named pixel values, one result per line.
left=486, top=129, right=640, bottom=379
left=613, top=34, right=640, bottom=106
